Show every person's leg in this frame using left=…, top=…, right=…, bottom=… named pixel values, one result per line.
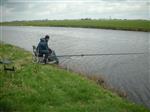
left=43, top=53, right=48, bottom=64
left=48, top=49, right=53, bottom=61
left=38, top=52, right=44, bottom=63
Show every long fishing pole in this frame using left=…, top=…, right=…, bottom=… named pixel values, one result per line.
left=55, top=52, right=145, bottom=58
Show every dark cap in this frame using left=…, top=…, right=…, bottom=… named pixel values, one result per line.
left=45, top=35, right=50, bottom=39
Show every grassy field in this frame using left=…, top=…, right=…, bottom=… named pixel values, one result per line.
left=0, top=19, right=150, bottom=32
left=0, top=43, right=150, bottom=112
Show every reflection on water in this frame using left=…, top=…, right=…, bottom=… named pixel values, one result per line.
left=1, top=26, right=150, bottom=108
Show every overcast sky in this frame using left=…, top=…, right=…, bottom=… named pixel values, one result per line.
left=0, top=0, right=149, bottom=22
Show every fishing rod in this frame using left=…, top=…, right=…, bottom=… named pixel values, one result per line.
left=55, top=52, right=145, bottom=58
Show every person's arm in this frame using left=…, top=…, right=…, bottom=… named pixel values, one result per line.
left=46, top=43, right=49, bottom=51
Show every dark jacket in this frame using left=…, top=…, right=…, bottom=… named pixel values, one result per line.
left=37, top=38, right=49, bottom=54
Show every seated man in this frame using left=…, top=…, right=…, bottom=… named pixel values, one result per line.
left=36, top=35, right=59, bottom=64
left=36, top=35, right=51, bottom=63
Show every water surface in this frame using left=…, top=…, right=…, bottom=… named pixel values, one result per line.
left=1, top=26, right=150, bottom=108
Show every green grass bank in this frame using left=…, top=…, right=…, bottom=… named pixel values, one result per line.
left=1, top=19, right=150, bottom=32
left=0, top=43, right=150, bottom=112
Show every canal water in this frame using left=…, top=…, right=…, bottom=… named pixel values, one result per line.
left=1, top=26, right=150, bottom=108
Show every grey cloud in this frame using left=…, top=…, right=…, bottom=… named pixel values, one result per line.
left=0, top=0, right=149, bottom=21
